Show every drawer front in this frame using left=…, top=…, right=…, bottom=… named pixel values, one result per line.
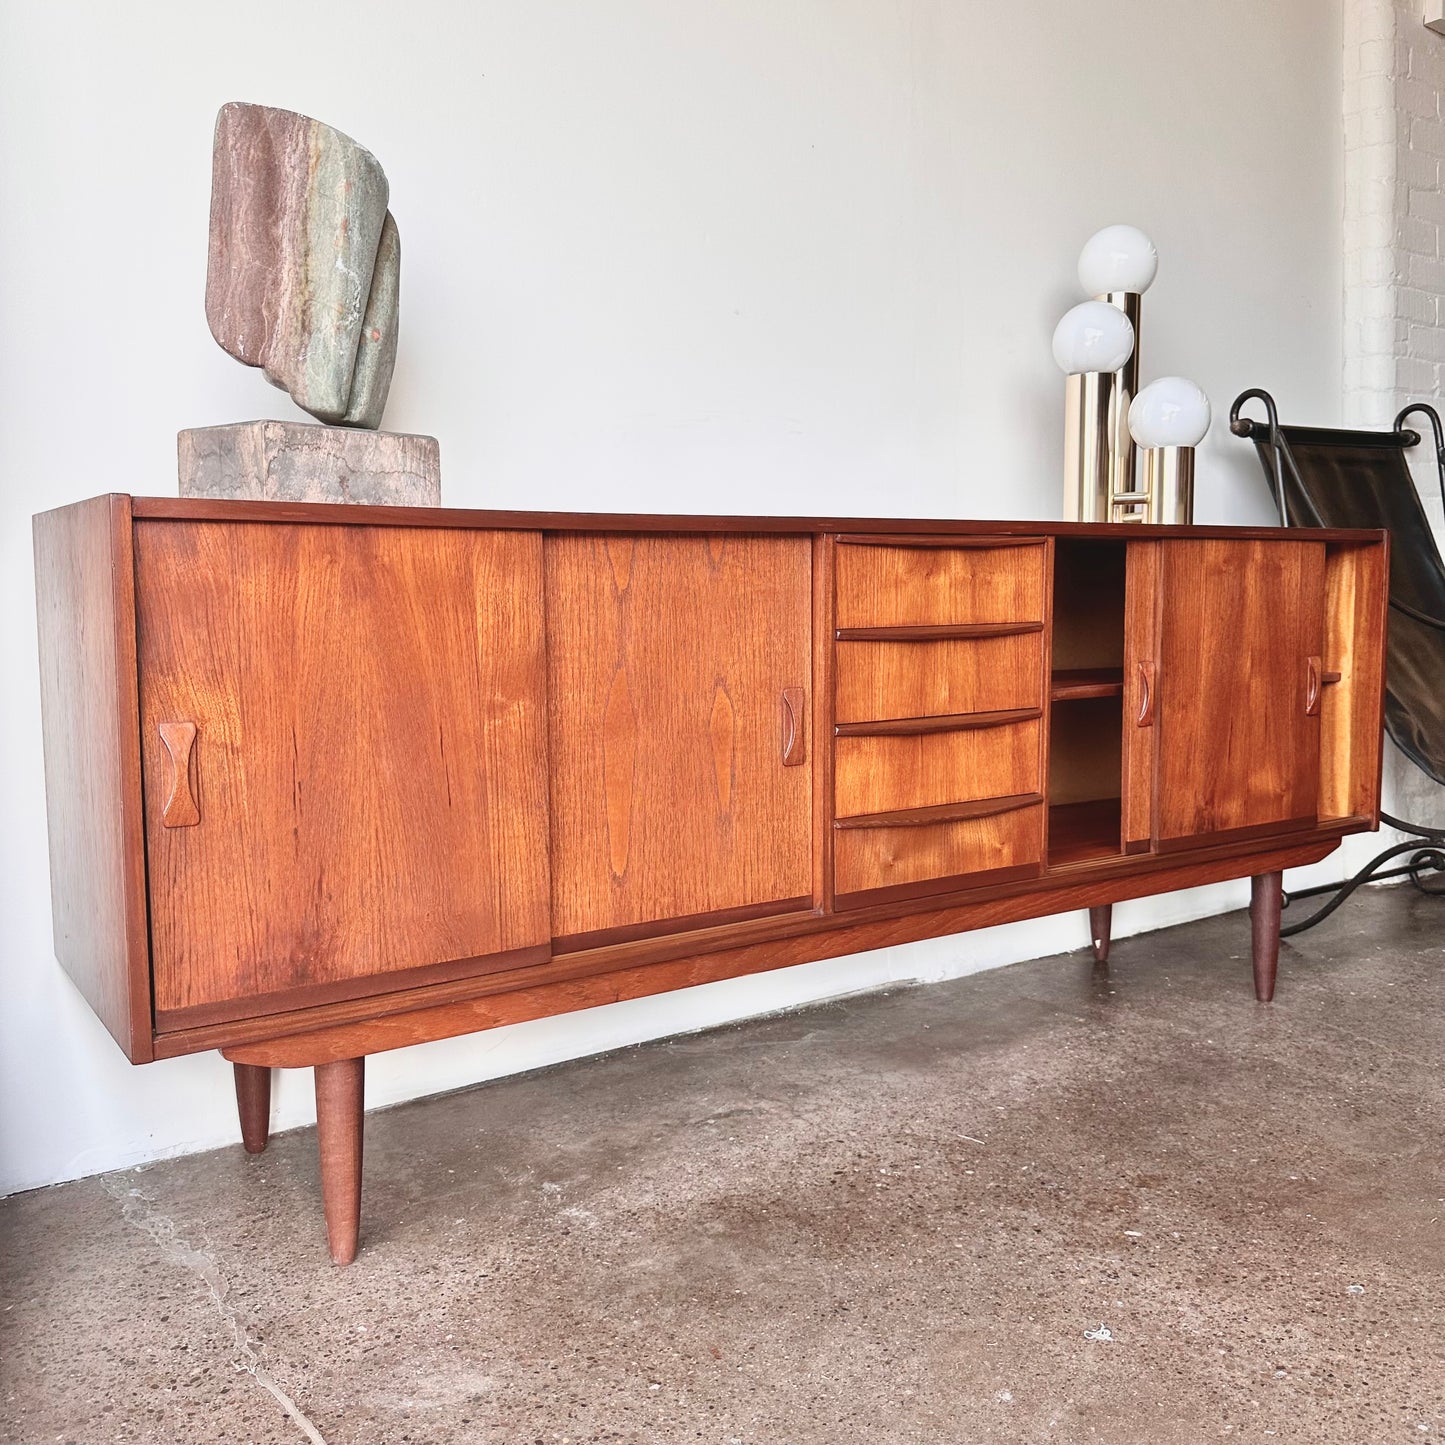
left=835, top=633, right=1045, bottom=723
left=834, top=721, right=1041, bottom=818
left=836, top=540, right=1045, bottom=629
left=834, top=802, right=1044, bottom=904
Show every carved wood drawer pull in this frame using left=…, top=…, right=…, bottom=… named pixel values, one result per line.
left=781, top=688, right=806, bottom=767
left=1135, top=661, right=1156, bottom=727
left=158, top=721, right=200, bottom=827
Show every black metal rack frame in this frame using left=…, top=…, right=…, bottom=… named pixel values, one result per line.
left=1229, top=388, right=1445, bottom=933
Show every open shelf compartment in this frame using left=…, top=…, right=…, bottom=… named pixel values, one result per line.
left=1047, top=539, right=1128, bottom=868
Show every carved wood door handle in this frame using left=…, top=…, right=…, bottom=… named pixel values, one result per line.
left=1135, top=661, right=1156, bottom=727
left=780, top=688, right=806, bottom=766
left=1305, top=655, right=1322, bottom=716
left=158, top=721, right=200, bottom=827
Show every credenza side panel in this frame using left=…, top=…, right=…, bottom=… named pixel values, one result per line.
left=33, top=496, right=153, bottom=1061
left=545, top=533, right=813, bottom=943
left=136, top=521, right=552, bottom=1026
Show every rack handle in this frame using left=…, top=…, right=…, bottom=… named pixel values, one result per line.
left=158, top=721, right=200, bottom=827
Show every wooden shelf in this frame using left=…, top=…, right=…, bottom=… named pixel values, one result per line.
left=1047, top=798, right=1123, bottom=869
left=1050, top=668, right=1124, bottom=701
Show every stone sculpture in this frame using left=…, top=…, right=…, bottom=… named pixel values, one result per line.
left=183, top=103, right=440, bottom=505
left=205, top=102, right=400, bottom=429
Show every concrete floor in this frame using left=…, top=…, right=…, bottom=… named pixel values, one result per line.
left=2, top=889, right=1442, bottom=1445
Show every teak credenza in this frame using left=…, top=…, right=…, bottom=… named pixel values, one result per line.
left=34, top=496, right=1390, bottom=1263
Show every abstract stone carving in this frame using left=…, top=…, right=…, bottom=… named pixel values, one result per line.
left=205, top=103, right=400, bottom=429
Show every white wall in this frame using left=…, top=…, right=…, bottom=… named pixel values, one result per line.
left=0, top=0, right=1345, bottom=1195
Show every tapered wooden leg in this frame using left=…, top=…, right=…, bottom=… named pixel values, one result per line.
left=233, top=1063, right=272, bottom=1154
left=314, top=1057, right=365, bottom=1265
left=1088, top=904, right=1112, bottom=965
left=1249, top=870, right=1283, bottom=1002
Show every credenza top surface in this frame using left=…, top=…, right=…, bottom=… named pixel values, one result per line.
left=49, top=494, right=1388, bottom=546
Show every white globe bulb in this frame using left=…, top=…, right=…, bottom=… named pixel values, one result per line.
left=1128, top=376, right=1211, bottom=448
left=1051, top=300, right=1135, bottom=375
left=1078, top=224, right=1158, bottom=296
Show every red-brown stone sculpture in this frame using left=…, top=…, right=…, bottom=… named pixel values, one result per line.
left=205, top=102, right=400, bottom=430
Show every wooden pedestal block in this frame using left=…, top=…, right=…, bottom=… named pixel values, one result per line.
left=177, top=420, right=440, bottom=506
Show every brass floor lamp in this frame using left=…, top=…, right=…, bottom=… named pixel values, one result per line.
left=1052, top=226, right=1210, bottom=524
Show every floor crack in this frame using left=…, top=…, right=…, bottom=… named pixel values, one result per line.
left=102, top=1174, right=328, bottom=1444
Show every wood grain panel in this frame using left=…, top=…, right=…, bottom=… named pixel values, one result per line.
left=32, top=495, right=153, bottom=1061
left=834, top=720, right=1040, bottom=816
left=1121, top=541, right=1161, bottom=851
left=136, top=521, right=551, bottom=1018
left=835, top=633, right=1044, bottom=723
left=1156, top=539, right=1326, bottom=847
left=546, top=534, right=812, bottom=935
left=835, top=541, right=1045, bottom=629
left=834, top=804, right=1044, bottom=898
left=152, top=942, right=550, bottom=1032
left=198, top=827, right=1359, bottom=1064
left=554, top=897, right=813, bottom=955
left=1319, top=541, right=1389, bottom=822
left=130, top=495, right=1387, bottom=546
left=220, top=832, right=1340, bottom=1067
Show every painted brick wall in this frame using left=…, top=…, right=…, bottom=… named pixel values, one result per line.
left=1343, top=0, right=1445, bottom=827
left=1344, top=0, right=1445, bottom=484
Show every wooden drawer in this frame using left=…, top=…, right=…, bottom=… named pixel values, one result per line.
left=835, top=632, right=1044, bottom=723
left=834, top=798, right=1044, bottom=904
left=836, top=538, right=1045, bottom=629
left=834, top=719, right=1041, bottom=818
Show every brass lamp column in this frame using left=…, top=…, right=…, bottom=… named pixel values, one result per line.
left=1063, top=369, right=1111, bottom=524
left=1055, top=297, right=1137, bottom=523
left=1140, top=445, right=1193, bottom=524
left=1102, top=290, right=1148, bottom=521
left=1128, top=376, right=1212, bottom=524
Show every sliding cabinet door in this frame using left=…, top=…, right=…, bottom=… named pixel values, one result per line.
left=1155, top=540, right=1326, bottom=850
